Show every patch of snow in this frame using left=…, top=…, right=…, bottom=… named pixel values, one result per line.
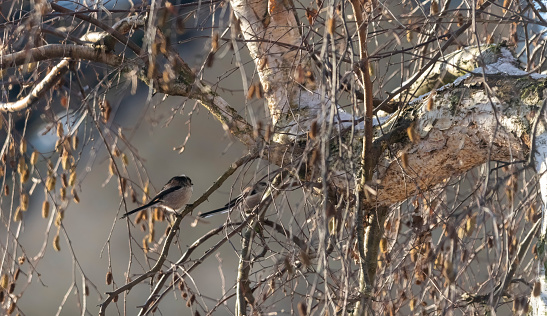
left=452, top=73, right=472, bottom=86
left=530, top=73, right=547, bottom=80
left=469, top=47, right=527, bottom=76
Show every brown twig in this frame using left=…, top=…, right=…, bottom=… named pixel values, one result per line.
left=348, top=0, right=375, bottom=313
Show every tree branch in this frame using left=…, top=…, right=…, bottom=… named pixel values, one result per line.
left=50, top=3, right=144, bottom=56
left=0, top=59, right=70, bottom=112
left=0, top=44, right=125, bottom=71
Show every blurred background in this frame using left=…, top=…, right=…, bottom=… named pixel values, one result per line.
left=1, top=0, right=544, bottom=314
left=0, top=0, right=274, bottom=314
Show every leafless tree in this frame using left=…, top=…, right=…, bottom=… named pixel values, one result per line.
left=0, top=0, right=547, bottom=315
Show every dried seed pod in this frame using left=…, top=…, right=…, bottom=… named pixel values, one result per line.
left=430, top=0, right=438, bottom=15
left=148, top=229, right=155, bottom=244
left=142, top=237, right=148, bottom=254
left=503, top=0, right=510, bottom=13
left=118, top=178, right=127, bottom=196
left=18, top=256, right=25, bottom=265
left=143, top=182, right=150, bottom=196
left=135, top=211, right=146, bottom=224
left=409, top=297, right=416, bottom=311
left=400, top=152, right=408, bottom=169
left=154, top=208, right=163, bottom=221
left=13, top=208, right=22, bottom=222
left=309, top=121, right=318, bottom=140
left=46, top=176, right=56, bottom=191
left=0, top=274, right=8, bottom=289
left=121, top=153, right=129, bottom=166
left=410, top=248, right=417, bottom=262
left=406, top=122, right=419, bottom=143
left=19, top=140, right=27, bottom=154
left=211, top=32, right=219, bottom=52
left=406, top=30, right=413, bottom=42
left=60, top=95, right=68, bottom=108
left=53, top=233, right=61, bottom=251
left=42, top=200, right=50, bottom=218
left=113, top=294, right=118, bottom=302
left=108, top=160, right=116, bottom=176
left=20, top=193, right=29, bottom=211
left=57, top=122, right=64, bottom=138
left=326, top=17, right=335, bottom=35
left=9, top=142, right=15, bottom=157
left=297, top=302, right=307, bottom=316
left=30, top=150, right=38, bottom=165
left=465, top=214, right=476, bottom=236
left=72, top=188, right=80, bottom=203
left=61, top=173, right=68, bottom=188
left=7, top=301, right=15, bottom=314
left=55, top=211, right=64, bottom=226
left=84, top=285, right=89, bottom=296
left=426, top=92, right=435, bottom=111
left=69, top=171, right=77, bottom=187
left=17, top=156, right=27, bottom=175
left=0, top=290, right=4, bottom=303
left=61, top=151, right=70, bottom=170
left=20, top=169, right=29, bottom=183
left=4, top=184, right=9, bottom=196
left=71, top=135, right=78, bottom=150
left=379, top=237, right=388, bottom=253
left=100, top=100, right=111, bottom=123
left=246, top=84, right=256, bottom=100
left=59, top=187, right=66, bottom=201
left=254, top=82, right=262, bottom=99
left=106, top=271, right=113, bottom=285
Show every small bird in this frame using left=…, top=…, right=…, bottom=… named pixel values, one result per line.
left=200, top=181, right=268, bottom=218
left=121, top=175, right=193, bottom=219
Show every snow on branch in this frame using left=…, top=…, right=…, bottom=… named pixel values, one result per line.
left=371, top=47, right=545, bottom=205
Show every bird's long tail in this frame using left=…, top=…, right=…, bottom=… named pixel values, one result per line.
left=199, top=205, right=231, bottom=218
left=121, top=202, right=157, bottom=219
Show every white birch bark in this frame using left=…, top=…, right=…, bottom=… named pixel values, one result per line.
left=531, top=132, right=547, bottom=314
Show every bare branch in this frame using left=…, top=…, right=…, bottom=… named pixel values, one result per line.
left=0, top=59, right=70, bottom=112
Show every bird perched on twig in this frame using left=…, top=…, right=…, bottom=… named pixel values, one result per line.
left=200, top=181, right=268, bottom=218
left=121, top=175, right=193, bottom=219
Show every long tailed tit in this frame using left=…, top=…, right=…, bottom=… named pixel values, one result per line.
left=121, top=175, right=193, bottom=219
left=200, top=181, right=268, bottom=218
